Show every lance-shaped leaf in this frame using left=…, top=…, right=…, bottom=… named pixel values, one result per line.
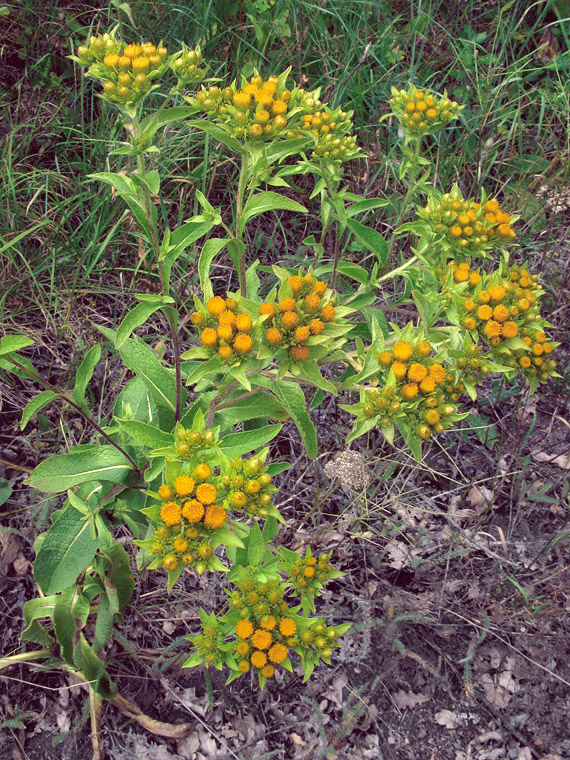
left=239, top=191, right=307, bottom=234
left=21, top=390, right=60, bottom=431
left=73, top=344, right=102, bottom=406
left=27, top=445, right=136, bottom=493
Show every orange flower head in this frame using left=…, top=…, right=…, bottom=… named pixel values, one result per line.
left=378, top=351, right=392, bottom=366
left=261, top=664, right=275, bottom=677
left=279, top=298, right=297, bottom=312
left=488, top=285, right=506, bottom=302
left=408, top=363, right=428, bottom=382
left=182, top=500, right=205, bottom=523
left=173, top=475, right=195, bottom=497
left=251, top=651, right=267, bottom=669
left=477, top=305, right=492, bottom=320
left=260, top=615, right=277, bottom=631
left=236, top=641, right=250, bottom=656
left=219, top=345, right=233, bottom=360
left=304, top=294, right=321, bottom=312
left=393, top=341, right=414, bottom=361
left=290, top=344, right=310, bottom=362
left=266, top=328, right=282, bottom=345
left=203, top=505, right=227, bottom=529
left=428, top=364, right=446, bottom=384
left=309, top=319, right=324, bottom=336
left=201, top=327, right=218, bottom=347
left=234, top=334, right=253, bottom=354
left=251, top=629, right=272, bottom=649
left=281, top=311, right=299, bottom=330
left=483, top=320, right=502, bottom=338
left=163, top=554, right=178, bottom=571
left=226, top=297, right=238, bottom=311
left=295, top=326, right=310, bottom=342
left=195, top=483, right=217, bottom=505
left=190, top=312, right=204, bottom=326
left=207, top=296, right=227, bottom=316
left=288, top=275, right=303, bottom=293
left=259, top=303, right=275, bottom=317
left=313, top=281, right=327, bottom=296
left=158, top=484, right=173, bottom=500
left=320, top=305, right=336, bottom=322
left=279, top=618, right=297, bottom=636
left=236, top=619, right=254, bottom=639
left=519, top=356, right=531, bottom=368
left=235, top=313, right=252, bottom=332
left=160, top=502, right=182, bottom=526
left=401, top=383, right=418, bottom=399
left=502, top=321, right=518, bottom=338
left=217, top=325, right=234, bottom=342
left=268, top=643, right=288, bottom=664
left=469, top=272, right=482, bottom=286
left=419, top=376, right=436, bottom=394
left=464, top=299, right=476, bottom=312
left=173, top=538, right=188, bottom=552
left=218, top=310, right=236, bottom=326
left=238, top=660, right=251, bottom=673
left=391, top=361, right=407, bottom=380
left=194, top=463, right=211, bottom=481
left=492, top=304, right=509, bottom=323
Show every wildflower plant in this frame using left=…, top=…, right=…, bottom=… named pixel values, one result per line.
left=0, top=18, right=559, bottom=748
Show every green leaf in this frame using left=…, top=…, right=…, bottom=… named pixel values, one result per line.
left=217, top=424, right=282, bottom=457
left=73, top=344, right=101, bottom=406
left=54, top=586, right=90, bottom=665
left=73, top=632, right=117, bottom=699
left=115, top=302, right=165, bottom=348
left=253, top=377, right=318, bottom=459
left=119, top=338, right=183, bottom=420
left=316, top=261, right=370, bottom=284
left=198, top=238, right=229, bottom=300
left=240, top=191, right=307, bottom=232
left=0, top=334, right=34, bottom=356
left=21, top=390, right=60, bottom=431
left=114, top=376, right=158, bottom=425
left=21, top=595, right=58, bottom=645
left=88, top=171, right=134, bottom=196
left=346, top=218, right=388, bottom=264
left=140, top=106, right=198, bottom=140
left=186, top=120, right=244, bottom=154
left=346, top=197, right=390, bottom=217
left=213, top=391, right=287, bottom=427
left=100, top=539, right=134, bottom=613
left=93, top=592, right=113, bottom=652
left=34, top=507, right=100, bottom=594
left=28, top=445, right=135, bottom=493
left=114, top=418, right=173, bottom=448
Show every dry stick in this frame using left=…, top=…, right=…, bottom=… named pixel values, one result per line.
left=5, top=356, right=140, bottom=475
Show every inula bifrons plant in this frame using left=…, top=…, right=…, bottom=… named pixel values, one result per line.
left=0, top=21, right=558, bottom=752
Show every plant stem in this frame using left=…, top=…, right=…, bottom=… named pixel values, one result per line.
left=235, top=152, right=249, bottom=297
left=0, top=648, right=52, bottom=671
left=383, top=137, right=423, bottom=275
left=6, top=356, right=141, bottom=474
left=131, top=117, right=182, bottom=421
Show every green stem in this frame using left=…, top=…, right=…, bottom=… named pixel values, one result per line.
left=131, top=117, right=181, bottom=421
left=6, top=357, right=141, bottom=474
left=0, top=648, right=53, bottom=671
left=384, top=137, right=423, bottom=275
left=235, top=152, right=250, bottom=297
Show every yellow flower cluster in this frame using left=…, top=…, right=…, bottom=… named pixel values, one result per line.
left=193, top=295, right=255, bottom=362
left=75, top=33, right=169, bottom=106
left=288, top=552, right=335, bottom=594
left=421, top=193, right=516, bottom=253
left=452, top=263, right=556, bottom=384
left=389, top=84, right=462, bottom=138
left=221, top=456, right=276, bottom=519
left=231, top=577, right=297, bottom=677
left=259, top=273, right=336, bottom=362
left=288, top=105, right=358, bottom=161
left=362, top=338, right=461, bottom=440
left=151, top=465, right=227, bottom=574
left=173, top=425, right=216, bottom=460
left=194, top=75, right=291, bottom=141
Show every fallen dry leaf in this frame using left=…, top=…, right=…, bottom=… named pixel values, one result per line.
left=467, top=485, right=494, bottom=512
left=434, top=709, right=464, bottom=729
left=533, top=451, right=570, bottom=470
left=392, top=690, right=430, bottom=709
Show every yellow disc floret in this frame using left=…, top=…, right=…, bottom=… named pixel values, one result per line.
left=174, top=475, right=195, bottom=497
left=160, top=502, right=182, bottom=526
left=195, top=483, right=217, bottom=505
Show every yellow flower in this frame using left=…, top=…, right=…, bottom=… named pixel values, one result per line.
left=483, top=320, right=502, bottom=338
left=194, top=463, right=212, bottom=481
left=519, top=356, right=531, bottom=368
left=401, top=383, right=418, bottom=400
left=259, top=303, right=275, bottom=317
left=281, top=311, right=299, bottom=330
left=251, top=629, right=272, bottom=650
left=279, top=618, right=297, bottom=636
left=201, top=327, right=218, bottom=347
left=236, top=641, right=250, bottom=656
left=261, top=664, right=275, bottom=677
left=378, top=351, right=392, bottom=366
left=238, top=660, right=251, bottom=672
left=309, top=319, right=324, bottom=336
left=236, top=619, right=254, bottom=639
left=428, top=364, right=446, bottom=384
left=235, top=313, right=252, bottom=332
left=408, top=363, right=428, bottom=382
left=173, top=538, right=188, bottom=552
left=234, top=333, right=253, bottom=354
left=393, top=341, right=413, bottom=361
left=196, top=483, right=217, bottom=505
left=391, top=361, right=407, bottom=380
left=419, top=376, right=436, bottom=394
left=251, top=651, right=267, bottom=669
left=266, top=328, right=282, bottom=345
left=174, top=475, right=195, bottom=497
left=268, top=643, right=288, bottom=664
left=295, top=326, right=310, bottom=342
left=320, top=305, right=336, bottom=322
left=218, top=309, right=236, bottom=326
left=477, top=305, right=492, bottom=320
left=260, top=616, right=277, bottom=631
left=492, top=304, right=509, bottom=323
left=279, top=298, right=297, bottom=312
left=203, top=505, right=227, bottom=529
left=416, top=340, right=431, bottom=357
left=207, top=296, right=227, bottom=315
left=160, top=502, right=182, bottom=526
left=502, top=321, right=518, bottom=338
left=158, top=484, right=173, bottom=500
left=163, top=555, right=178, bottom=571
left=290, top=344, right=309, bottom=361
left=182, top=499, right=204, bottom=523
left=488, top=285, right=506, bottom=302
